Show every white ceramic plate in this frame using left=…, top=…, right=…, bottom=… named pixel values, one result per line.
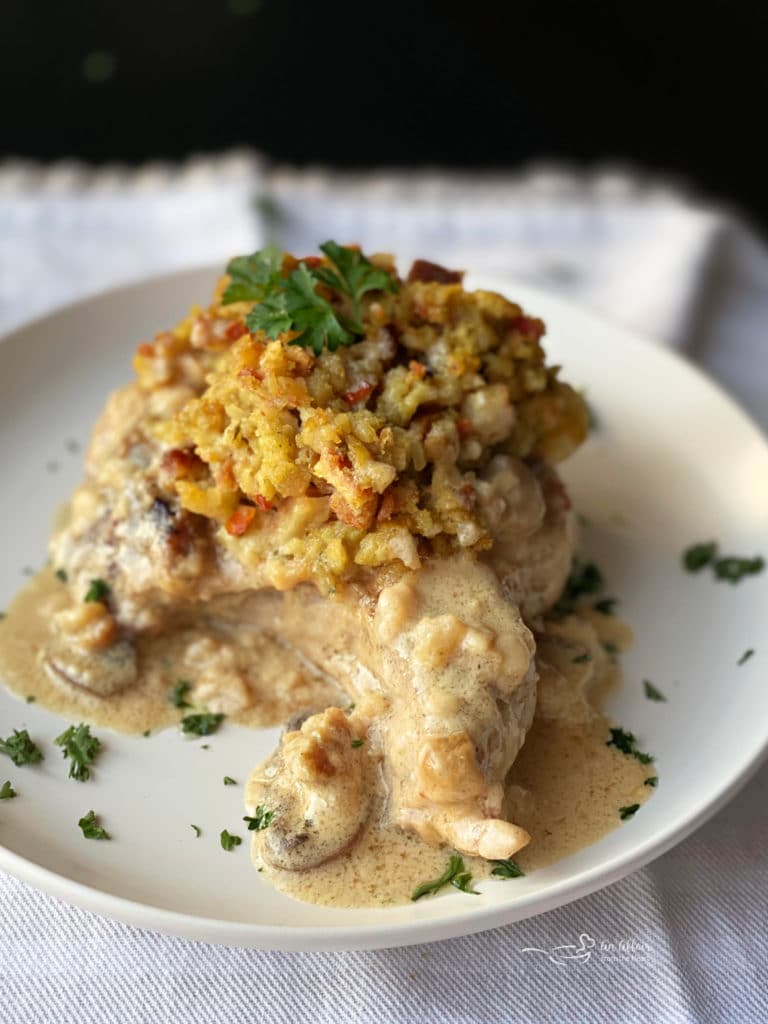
left=1, top=267, right=767, bottom=951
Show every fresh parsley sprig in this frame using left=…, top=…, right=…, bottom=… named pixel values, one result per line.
left=220, top=829, right=242, bottom=851
left=78, top=810, right=110, bottom=840
left=490, top=858, right=525, bottom=879
left=0, top=729, right=43, bottom=767
left=243, top=806, right=274, bottom=831
left=606, top=727, right=654, bottom=765
left=223, top=242, right=398, bottom=355
left=0, top=781, right=17, bottom=800
left=180, top=713, right=225, bottom=737
left=411, top=854, right=479, bottom=900
left=55, top=723, right=102, bottom=782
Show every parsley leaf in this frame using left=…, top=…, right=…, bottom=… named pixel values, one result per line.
left=84, top=578, right=110, bottom=603
left=451, top=870, right=479, bottom=895
left=606, top=727, right=654, bottom=765
left=0, top=729, right=43, bottom=767
left=180, top=713, right=224, bottom=737
left=643, top=680, right=666, bottom=702
left=55, top=723, right=102, bottom=782
left=572, top=652, right=592, bottom=664
left=351, top=738, right=364, bottom=748
left=644, top=776, right=658, bottom=787
left=316, top=240, right=397, bottom=330
left=78, top=810, right=110, bottom=840
left=220, top=829, right=242, bottom=851
left=0, top=780, right=17, bottom=799
left=248, top=262, right=353, bottom=355
left=243, top=806, right=274, bottom=831
left=553, top=561, right=604, bottom=616
left=738, top=648, right=755, bottom=666
left=683, top=541, right=717, bottom=572
left=191, top=824, right=201, bottom=837
left=603, top=641, right=620, bottom=657
left=169, top=679, right=193, bottom=709
left=491, top=858, right=525, bottom=879
left=222, top=245, right=283, bottom=305
left=619, top=804, right=640, bottom=820
left=55, top=568, right=68, bottom=583
left=411, top=854, right=477, bottom=901
left=713, top=555, right=765, bottom=583
left=223, top=776, right=237, bottom=786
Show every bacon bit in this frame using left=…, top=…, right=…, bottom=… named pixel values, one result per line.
left=216, top=457, right=237, bottom=490
left=251, top=494, right=274, bottom=512
left=344, top=381, right=374, bottom=405
left=456, top=418, right=473, bottom=437
left=408, top=360, right=427, bottom=380
left=136, top=342, right=155, bottom=358
left=225, top=321, right=248, bottom=341
left=160, top=448, right=206, bottom=482
left=407, top=259, right=464, bottom=285
left=225, top=504, right=257, bottom=536
left=511, top=315, right=544, bottom=339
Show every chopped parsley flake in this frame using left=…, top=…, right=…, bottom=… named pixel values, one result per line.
left=683, top=542, right=765, bottom=583
left=55, top=568, right=68, bottom=583
left=411, top=854, right=479, bottom=900
left=142, top=729, right=151, bottom=737
left=55, top=723, right=102, bottom=782
left=644, top=777, right=658, bottom=787
left=223, top=776, right=237, bottom=786
left=26, top=696, right=35, bottom=704
left=351, top=738, right=364, bottom=748
left=683, top=541, right=717, bottom=572
left=180, top=713, right=224, bottom=737
left=84, top=578, right=110, bottom=603
left=191, top=824, right=201, bottom=837
left=490, top=858, right=525, bottom=879
left=220, top=829, right=242, bottom=851
left=619, top=804, right=640, bottom=820
left=243, top=806, right=274, bottom=831
left=606, top=727, right=654, bottom=765
left=572, top=652, right=592, bottom=664
left=0, top=781, right=17, bottom=800
left=593, top=597, right=618, bottom=615
left=737, top=649, right=755, bottom=666
left=603, top=642, right=620, bottom=657
left=714, top=556, right=765, bottom=583
left=78, top=810, right=110, bottom=840
left=643, top=680, right=666, bottom=702
left=0, top=729, right=43, bottom=767
left=169, top=680, right=193, bottom=709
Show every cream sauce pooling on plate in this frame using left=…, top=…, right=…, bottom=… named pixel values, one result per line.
left=0, top=571, right=652, bottom=908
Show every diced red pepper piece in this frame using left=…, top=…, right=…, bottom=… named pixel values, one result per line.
left=225, top=321, right=248, bottom=341
left=251, top=494, right=274, bottom=512
left=225, top=504, right=257, bottom=536
left=344, top=382, right=374, bottom=405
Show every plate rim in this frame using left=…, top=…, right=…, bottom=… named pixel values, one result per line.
left=1, top=263, right=767, bottom=950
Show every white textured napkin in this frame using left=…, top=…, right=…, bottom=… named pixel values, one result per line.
left=1, top=153, right=767, bottom=1024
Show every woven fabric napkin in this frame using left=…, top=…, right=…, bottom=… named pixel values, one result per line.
left=1, top=153, right=766, bottom=1024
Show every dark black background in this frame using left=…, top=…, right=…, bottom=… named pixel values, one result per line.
left=5, top=0, right=768, bottom=230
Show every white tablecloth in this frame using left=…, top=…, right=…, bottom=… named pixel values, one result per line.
left=1, top=152, right=766, bottom=1024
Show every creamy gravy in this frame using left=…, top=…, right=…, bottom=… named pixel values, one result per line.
left=0, top=569, right=344, bottom=734
left=0, top=570, right=653, bottom=908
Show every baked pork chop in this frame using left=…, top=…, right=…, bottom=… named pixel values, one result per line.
left=46, top=244, right=588, bottom=871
